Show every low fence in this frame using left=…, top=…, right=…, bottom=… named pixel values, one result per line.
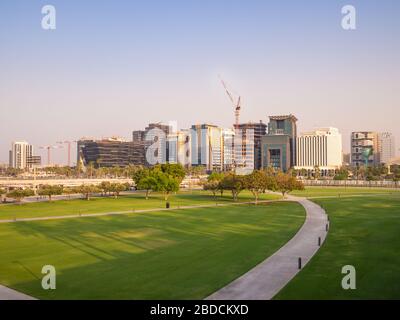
left=300, top=179, right=399, bottom=188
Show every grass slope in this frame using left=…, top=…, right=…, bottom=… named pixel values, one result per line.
left=291, top=186, right=400, bottom=198
left=0, top=202, right=304, bottom=299
left=275, top=194, right=400, bottom=299
left=0, top=191, right=281, bottom=221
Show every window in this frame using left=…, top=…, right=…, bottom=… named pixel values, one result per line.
left=277, top=120, right=285, bottom=130
left=269, top=149, right=281, bottom=169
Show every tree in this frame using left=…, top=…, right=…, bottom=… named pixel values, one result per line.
left=99, top=181, right=112, bottom=196
left=334, top=167, right=349, bottom=180
left=203, top=180, right=220, bottom=199
left=109, top=183, right=128, bottom=199
left=208, top=172, right=225, bottom=197
left=220, top=174, right=245, bottom=201
left=0, top=188, right=6, bottom=203
left=392, top=167, right=400, bottom=188
left=6, top=188, right=35, bottom=204
left=245, top=170, right=276, bottom=204
left=63, top=187, right=76, bottom=199
left=156, top=163, right=186, bottom=183
left=135, top=168, right=157, bottom=200
left=152, top=171, right=180, bottom=201
left=87, top=161, right=95, bottom=179
left=314, top=166, right=321, bottom=180
left=275, top=173, right=304, bottom=197
left=76, top=185, right=100, bottom=201
left=38, top=185, right=64, bottom=201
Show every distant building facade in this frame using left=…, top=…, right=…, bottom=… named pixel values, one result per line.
left=27, top=155, right=42, bottom=168
left=9, top=141, right=33, bottom=169
left=168, top=130, right=191, bottom=167
left=235, top=121, right=267, bottom=170
left=261, top=115, right=298, bottom=172
left=144, top=123, right=172, bottom=165
left=295, top=127, right=343, bottom=176
left=191, top=124, right=223, bottom=171
left=378, top=132, right=395, bottom=164
left=351, top=132, right=380, bottom=167
left=222, top=128, right=235, bottom=171
left=78, top=137, right=145, bottom=168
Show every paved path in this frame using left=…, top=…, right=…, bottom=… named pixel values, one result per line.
left=206, top=195, right=328, bottom=300
left=0, top=285, right=36, bottom=300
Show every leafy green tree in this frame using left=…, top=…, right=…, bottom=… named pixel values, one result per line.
left=392, top=167, right=400, bottom=188
left=275, top=173, right=304, bottom=197
left=220, top=174, right=245, bottom=201
left=203, top=180, right=220, bottom=199
left=109, top=183, right=128, bottom=199
left=334, top=167, right=349, bottom=180
left=133, top=168, right=151, bottom=185
left=245, top=170, right=276, bottom=204
left=135, top=169, right=157, bottom=200
left=38, top=185, right=64, bottom=201
left=156, top=163, right=186, bottom=183
left=208, top=172, right=226, bottom=197
left=99, top=181, right=112, bottom=196
left=76, top=185, right=100, bottom=201
left=63, top=187, right=76, bottom=199
left=152, top=171, right=180, bottom=201
left=6, top=188, right=35, bottom=204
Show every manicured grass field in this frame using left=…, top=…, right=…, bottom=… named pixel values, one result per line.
left=291, top=186, right=400, bottom=198
left=0, top=191, right=281, bottom=221
left=275, top=194, right=400, bottom=299
left=0, top=202, right=304, bottom=299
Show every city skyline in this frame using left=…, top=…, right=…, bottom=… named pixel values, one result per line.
left=1, top=0, right=399, bottom=164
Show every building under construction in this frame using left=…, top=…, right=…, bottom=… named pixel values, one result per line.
left=235, top=121, right=267, bottom=170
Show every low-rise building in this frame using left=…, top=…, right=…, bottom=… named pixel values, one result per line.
left=295, top=127, right=343, bottom=176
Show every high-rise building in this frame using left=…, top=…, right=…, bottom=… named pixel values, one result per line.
left=168, top=130, right=191, bottom=167
left=378, top=132, right=396, bottom=164
left=191, top=124, right=223, bottom=171
left=351, top=132, right=380, bottom=167
left=295, top=127, right=343, bottom=176
left=144, top=123, right=172, bottom=165
left=222, top=128, right=235, bottom=171
left=261, top=114, right=298, bottom=172
left=234, top=121, right=267, bottom=170
left=132, top=130, right=147, bottom=165
left=9, top=141, right=33, bottom=169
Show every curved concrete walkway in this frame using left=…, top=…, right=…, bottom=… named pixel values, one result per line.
left=206, top=195, right=329, bottom=300
left=0, top=285, right=36, bottom=300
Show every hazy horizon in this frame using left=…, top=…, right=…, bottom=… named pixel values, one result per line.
left=1, top=0, right=399, bottom=165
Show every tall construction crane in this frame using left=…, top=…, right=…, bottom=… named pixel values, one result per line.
left=219, top=75, right=242, bottom=128
left=57, top=140, right=77, bottom=167
left=39, top=144, right=63, bottom=166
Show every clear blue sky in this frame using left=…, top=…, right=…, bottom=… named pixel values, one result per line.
left=1, top=0, right=399, bottom=164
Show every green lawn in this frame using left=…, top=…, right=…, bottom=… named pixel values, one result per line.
left=291, top=186, right=400, bottom=198
left=0, top=191, right=281, bottom=221
left=0, top=202, right=304, bottom=299
left=275, top=194, right=400, bottom=299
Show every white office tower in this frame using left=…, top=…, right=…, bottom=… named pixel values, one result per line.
left=222, top=128, right=235, bottom=171
left=296, top=128, right=343, bottom=176
left=9, top=141, right=33, bottom=169
left=191, top=124, right=223, bottom=171
left=378, top=132, right=396, bottom=164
